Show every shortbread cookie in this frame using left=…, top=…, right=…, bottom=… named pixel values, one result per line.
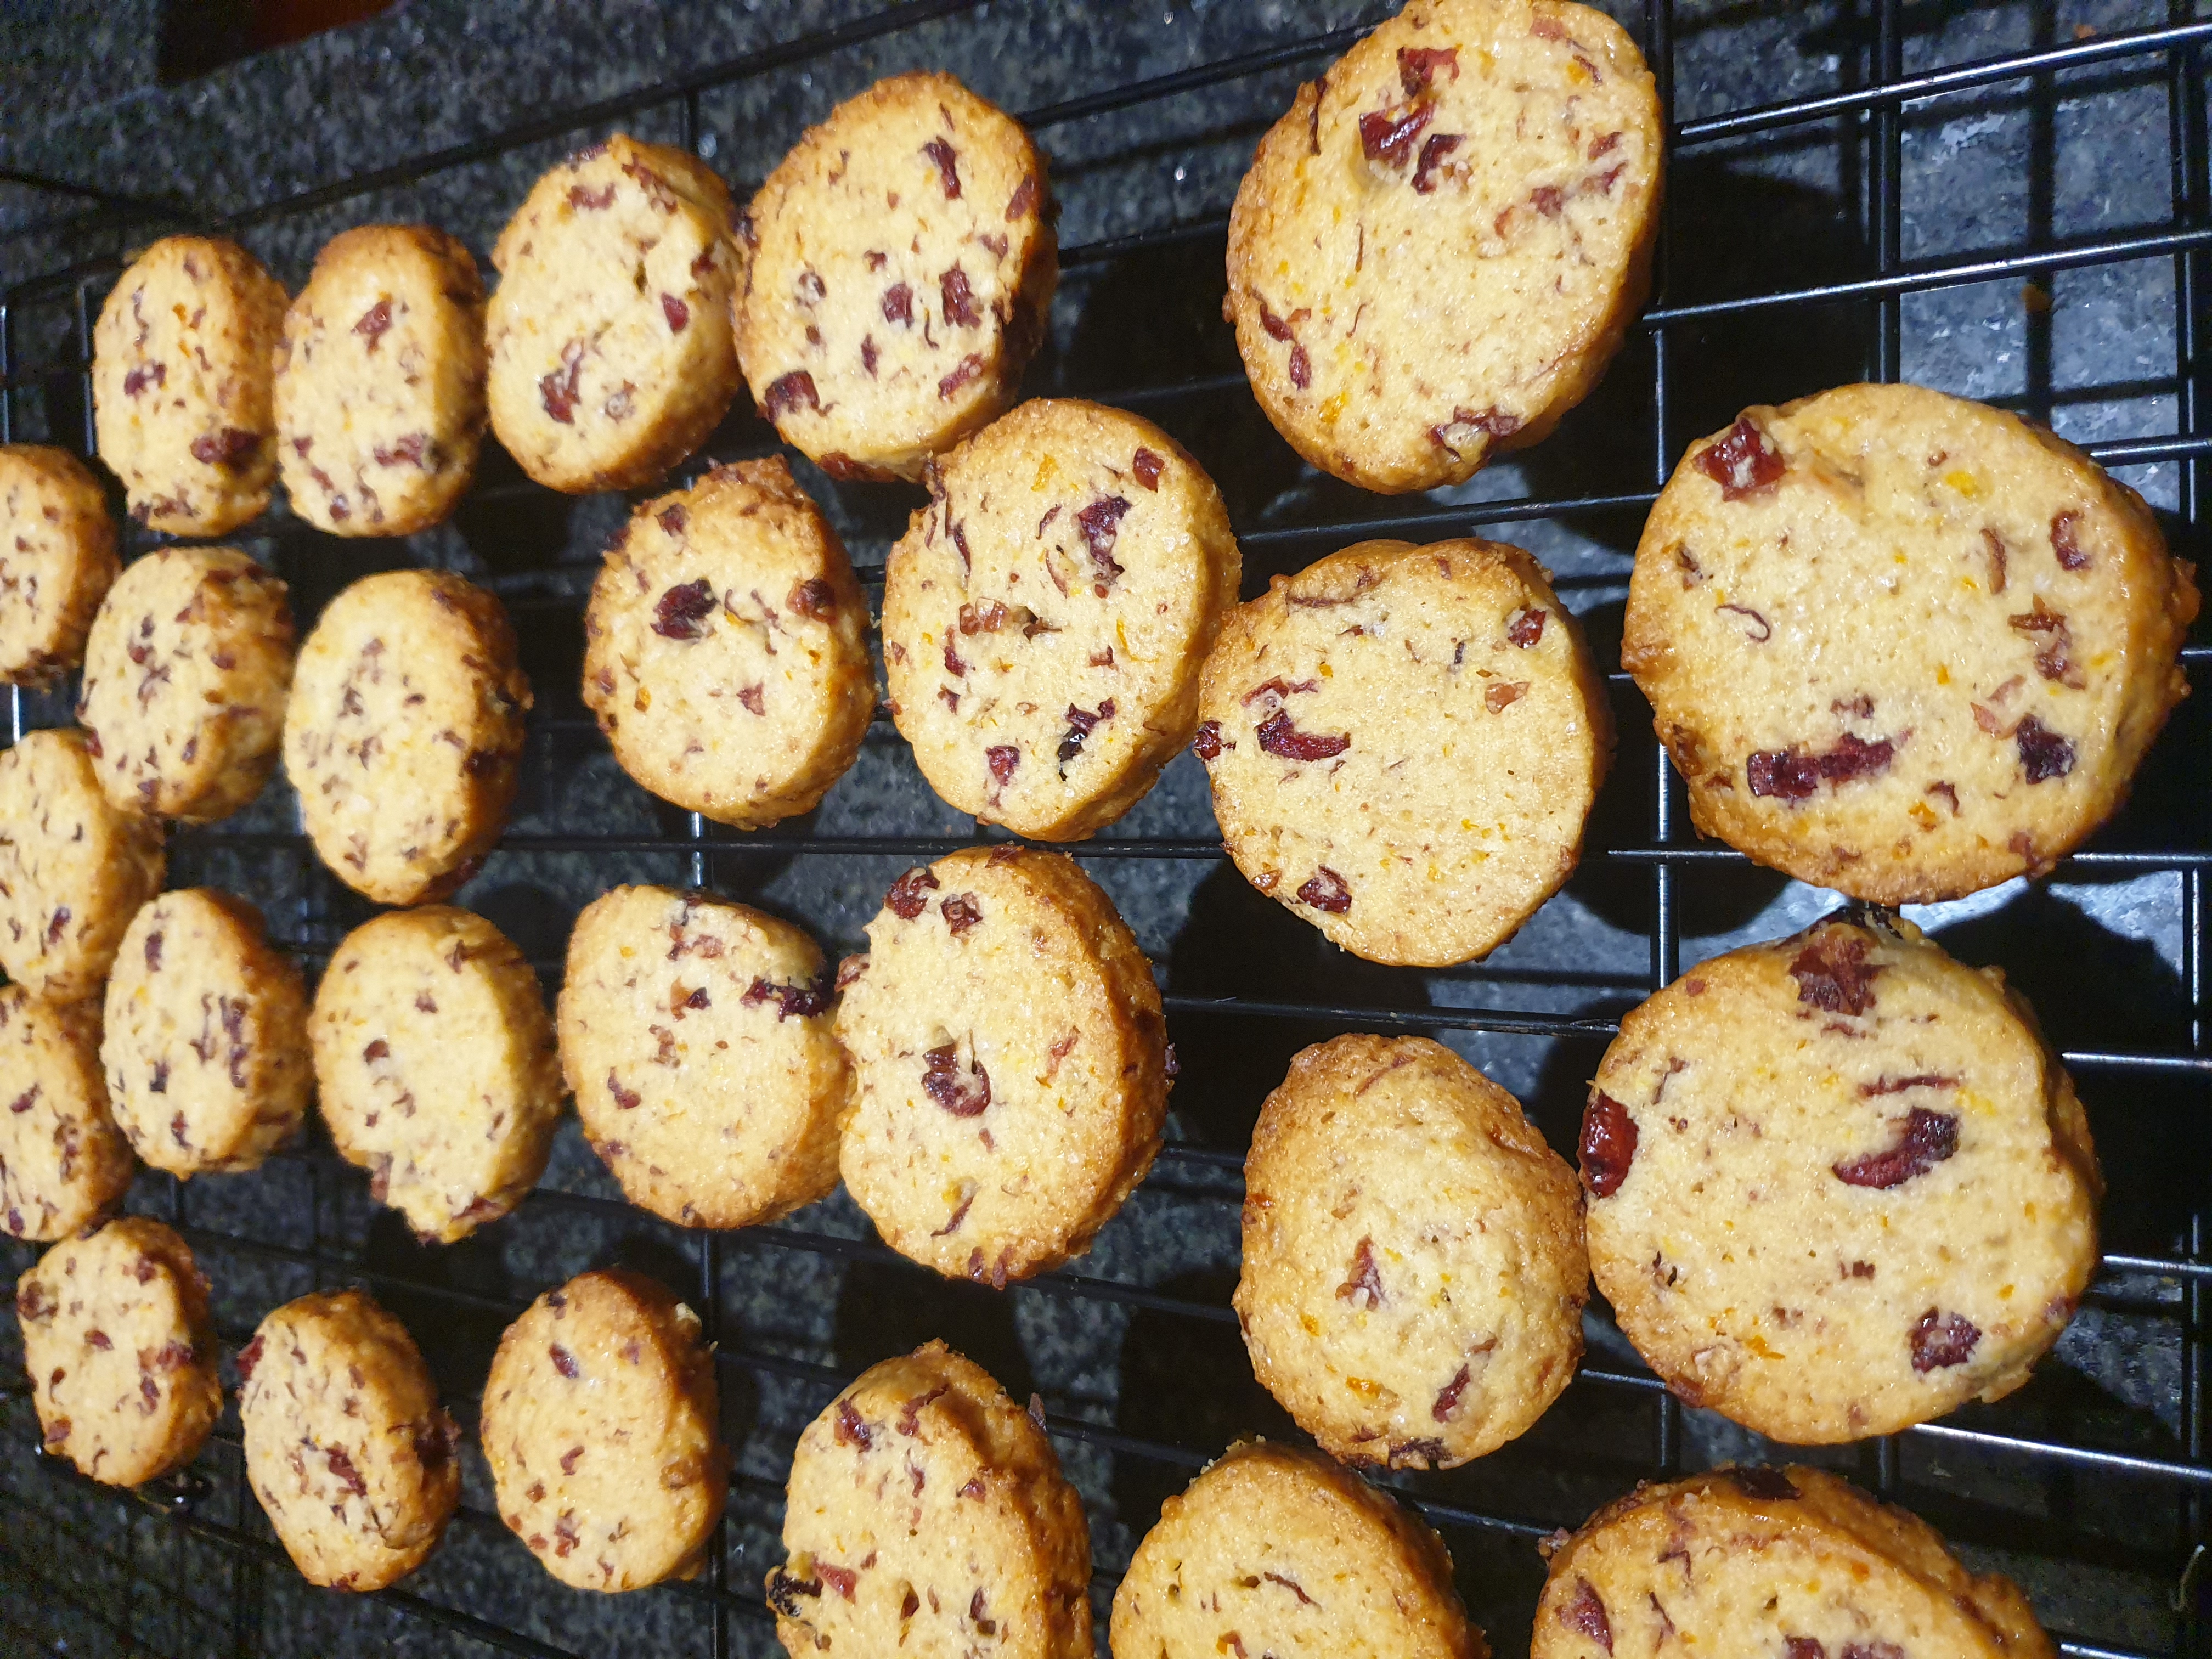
left=483, top=1270, right=726, bottom=1592
left=1531, top=1464, right=2055, bottom=1659
left=309, top=906, right=561, bottom=1244
left=283, top=568, right=531, bottom=905
left=1581, top=914, right=2101, bottom=1443
left=883, top=399, right=1242, bottom=839
left=1237, top=1035, right=1585, bottom=1470
left=837, top=847, right=1171, bottom=1286
left=737, top=71, right=1058, bottom=482
left=769, top=1339, right=1091, bottom=1658
left=1624, top=383, right=2200, bottom=902
left=1111, top=1439, right=1484, bottom=1659
left=15, top=1216, right=219, bottom=1486
left=487, top=134, right=743, bottom=492
left=239, top=1288, right=461, bottom=1591
left=0, top=445, right=119, bottom=686
left=102, top=888, right=311, bottom=1178
left=274, top=224, right=489, bottom=535
left=0, top=728, right=166, bottom=1002
left=78, top=546, right=295, bottom=823
left=0, top=986, right=132, bottom=1240
left=92, top=235, right=288, bottom=535
left=1197, top=539, right=1610, bottom=967
left=1225, top=0, right=1661, bottom=494
left=582, top=458, right=873, bottom=828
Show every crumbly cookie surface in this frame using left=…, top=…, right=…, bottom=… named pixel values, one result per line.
left=0, top=445, right=119, bottom=687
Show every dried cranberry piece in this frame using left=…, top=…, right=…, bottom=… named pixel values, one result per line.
left=1259, top=306, right=1294, bottom=342
left=1288, top=344, right=1311, bottom=389
left=940, top=267, right=980, bottom=328
left=1412, top=132, right=1463, bottom=193
left=539, top=341, right=584, bottom=423
left=1909, top=1308, right=1980, bottom=1372
left=833, top=1399, right=872, bottom=1450
left=922, top=1045, right=990, bottom=1116
left=1790, top=933, right=1881, bottom=1015
left=1833, top=1108, right=1959, bottom=1189
left=549, top=1344, right=580, bottom=1379
left=789, top=578, right=836, bottom=619
left=1296, top=866, right=1352, bottom=913
left=761, top=369, right=822, bottom=420
left=1579, top=1091, right=1637, bottom=1197
left=43, top=907, right=67, bottom=948
left=1717, top=602, right=1771, bottom=641
left=1398, top=45, right=1460, bottom=93
left=766, top=1567, right=822, bottom=1616
left=940, top=895, right=983, bottom=935
left=985, top=747, right=1019, bottom=788
left=353, top=299, right=392, bottom=348
left=1335, top=1237, right=1384, bottom=1308
left=1256, top=709, right=1350, bottom=761
left=606, top=1071, right=641, bottom=1110
left=887, top=868, right=941, bottom=918
left=1786, top=1641, right=1827, bottom=1659
left=1431, top=1364, right=1471, bottom=1421
left=2051, top=509, right=2089, bottom=570
left=567, top=183, right=616, bottom=211
left=922, top=136, right=961, bottom=198
left=2015, top=714, right=2075, bottom=783
left=741, top=977, right=832, bottom=1021
left=1359, top=101, right=1436, bottom=167
left=1729, top=1465, right=1799, bottom=1501
left=1695, top=417, right=1786, bottom=499
left=1006, top=174, right=1037, bottom=220
left=882, top=282, right=913, bottom=325
left=234, top=1334, right=264, bottom=1381
left=123, top=362, right=165, bottom=397
left=326, top=1446, right=368, bottom=1497
left=1561, top=1578, right=1613, bottom=1654
left=1058, top=699, right=1115, bottom=763
left=1506, top=607, right=1547, bottom=647
left=372, top=432, right=431, bottom=470
left=938, top=353, right=984, bottom=399
left=651, top=580, right=716, bottom=641
left=1076, top=496, right=1131, bottom=584
left=1193, top=720, right=1226, bottom=761
left=189, top=428, right=261, bottom=470
left=1746, top=748, right=1820, bottom=800
left=661, top=293, right=689, bottom=332
left=1132, top=447, right=1165, bottom=490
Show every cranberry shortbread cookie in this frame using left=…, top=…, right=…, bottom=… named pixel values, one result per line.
left=0, top=445, right=119, bottom=686
left=0, top=985, right=132, bottom=1240
left=737, top=71, right=1058, bottom=482
left=883, top=399, right=1242, bottom=839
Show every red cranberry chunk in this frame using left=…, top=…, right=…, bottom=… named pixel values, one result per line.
left=1909, top=1308, right=1980, bottom=1372
left=1296, top=866, right=1352, bottom=913
left=651, top=580, right=716, bottom=641
left=1789, top=933, right=1881, bottom=1015
left=1833, top=1108, right=1959, bottom=1188
left=1729, top=1465, right=1799, bottom=1500
left=761, top=369, right=822, bottom=420
left=1335, top=1236, right=1384, bottom=1307
left=353, top=298, right=392, bottom=347
left=1695, top=417, right=1786, bottom=499
left=1561, top=1577, right=1613, bottom=1653
left=1412, top=132, right=1463, bottom=193
left=1192, top=720, right=1224, bottom=761
left=2051, top=509, right=2089, bottom=570
left=940, top=267, right=980, bottom=328
left=886, top=868, right=941, bottom=919
left=539, top=342, right=584, bottom=424
left=1398, top=45, right=1460, bottom=93
left=1506, top=607, right=1547, bottom=647
left=2015, top=714, right=2075, bottom=783
left=1132, top=447, right=1165, bottom=490
left=985, top=746, right=1019, bottom=787
left=921, top=1044, right=990, bottom=1116
left=1359, top=101, right=1436, bottom=168
left=661, top=293, right=689, bottom=332
left=1076, top=496, right=1131, bottom=583
left=190, top=428, right=261, bottom=470
left=923, top=137, right=961, bottom=198
left=1256, top=709, right=1350, bottom=761
left=1579, top=1091, right=1637, bottom=1197
left=940, top=894, right=983, bottom=934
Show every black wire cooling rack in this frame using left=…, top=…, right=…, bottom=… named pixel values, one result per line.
left=0, top=2, right=2208, bottom=1656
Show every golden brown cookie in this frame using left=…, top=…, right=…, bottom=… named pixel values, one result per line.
left=0, top=985, right=133, bottom=1242
left=0, top=445, right=119, bottom=687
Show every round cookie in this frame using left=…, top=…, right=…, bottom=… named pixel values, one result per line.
left=1531, top=1464, right=2055, bottom=1659
left=737, top=70, right=1058, bottom=483
left=836, top=846, right=1171, bottom=1286
left=769, top=1339, right=1091, bottom=1658
left=283, top=568, right=531, bottom=906
left=0, top=445, right=119, bottom=686
left=482, top=1269, right=726, bottom=1592
left=1580, top=913, right=2101, bottom=1444
left=273, top=224, right=489, bottom=536
left=0, top=728, right=166, bottom=1002
left=487, top=133, right=743, bottom=493
left=1110, top=1438, right=1485, bottom=1659
left=92, top=235, right=288, bottom=536
left=309, top=906, right=561, bottom=1245
left=78, top=546, right=296, bottom=823
left=882, top=399, right=1242, bottom=839
left=582, top=458, right=874, bottom=828
left=1236, top=1035, right=1586, bottom=1470
left=101, top=888, right=311, bottom=1178
left=1196, top=539, right=1611, bottom=968
left=1224, top=0, right=1662, bottom=494
left=239, top=1288, right=461, bottom=1591
left=0, top=985, right=133, bottom=1241
left=1624, top=383, right=2201, bottom=903
left=15, top=1216, right=219, bottom=1486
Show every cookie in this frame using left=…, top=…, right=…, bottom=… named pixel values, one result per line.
left=882, top=399, right=1242, bottom=839
left=101, top=888, right=311, bottom=1178
left=0, top=445, right=120, bottom=686
left=1197, top=539, right=1611, bottom=968
left=582, top=458, right=874, bottom=828
left=14, top=1216, right=219, bottom=1487
left=768, top=1339, right=1091, bottom=1658
left=1237, top=1035, right=1585, bottom=1470
left=1224, top=0, right=1662, bottom=494
left=238, top=1287, right=462, bottom=1591
left=0, top=728, right=166, bottom=1002
left=1531, top=1464, right=2055, bottom=1659
left=309, top=906, right=561, bottom=1245
left=78, top=546, right=296, bottom=823
left=1623, top=383, right=2201, bottom=902
left=1580, top=913, right=2101, bottom=1443
left=482, top=1269, right=726, bottom=1592
left=273, top=224, right=489, bottom=536
left=487, top=134, right=743, bottom=493
left=283, top=568, right=531, bottom=906
left=836, top=846, right=1171, bottom=1286
left=1110, top=1438, right=1484, bottom=1659
left=737, top=70, right=1058, bottom=483
left=91, top=235, right=288, bottom=536
left=0, top=986, right=133, bottom=1242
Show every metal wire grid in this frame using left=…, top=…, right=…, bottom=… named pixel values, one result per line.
left=0, top=1, right=2202, bottom=1655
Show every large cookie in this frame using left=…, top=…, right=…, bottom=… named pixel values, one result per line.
left=0, top=445, right=119, bottom=686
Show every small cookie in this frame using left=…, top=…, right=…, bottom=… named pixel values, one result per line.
left=1531, top=1464, right=2055, bottom=1659
left=0, top=445, right=120, bottom=686
left=92, top=235, right=288, bottom=536
left=1581, top=913, right=2101, bottom=1443
left=0, top=986, right=133, bottom=1241
left=78, top=546, right=296, bottom=823
left=1237, top=1035, right=1586, bottom=1470
left=15, top=1216, right=219, bottom=1486
left=882, top=399, right=1242, bottom=839
left=836, top=847, right=1171, bottom=1286
left=1197, top=539, right=1611, bottom=967
left=737, top=71, right=1058, bottom=482
left=1110, top=1439, right=1485, bottom=1659
left=582, top=458, right=874, bottom=828
left=309, top=906, right=561, bottom=1244
left=0, top=728, right=166, bottom=1002
left=487, top=134, right=743, bottom=492
left=1225, top=0, right=1662, bottom=494
left=283, top=568, right=531, bottom=906
left=273, top=224, right=489, bottom=536
left=238, top=1288, right=462, bottom=1591
left=101, top=888, right=311, bottom=1178
left=1624, top=383, right=2201, bottom=902
left=768, top=1339, right=1091, bottom=1658
left=483, top=1269, right=726, bottom=1592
